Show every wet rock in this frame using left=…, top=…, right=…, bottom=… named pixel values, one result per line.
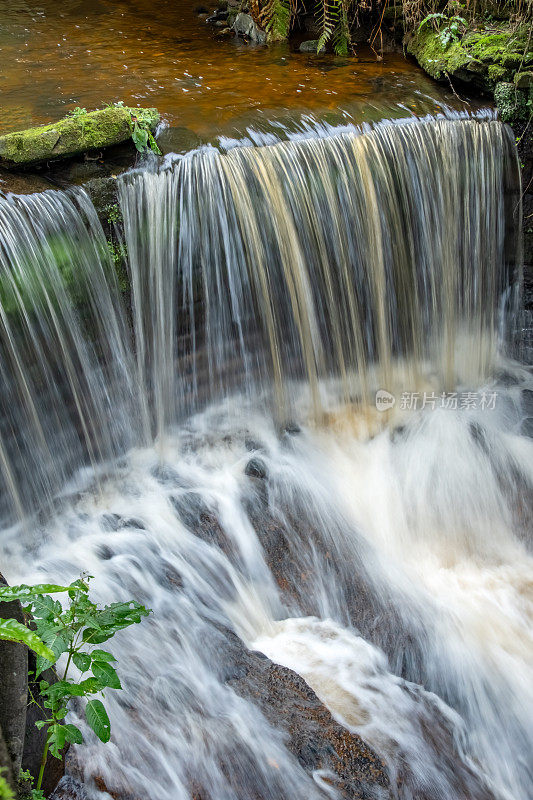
left=283, top=422, right=301, bottom=435
left=49, top=775, right=90, bottom=800
left=233, top=13, right=267, bottom=44
left=299, top=39, right=326, bottom=54
left=244, top=457, right=268, bottom=479
left=206, top=8, right=228, bottom=23
left=101, top=513, right=122, bottom=531
left=223, top=632, right=391, bottom=799
left=0, top=106, right=160, bottom=168
left=0, top=573, right=27, bottom=784
left=151, top=464, right=188, bottom=487
left=85, top=175, right=119, bottom=219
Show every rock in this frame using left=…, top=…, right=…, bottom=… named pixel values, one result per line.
left=221, top=630, right=392, bottom=799
left=233, top=13, right=267, bottom=44
left=49, top=775, right=90, bottom=800
left=494, top=81, right=531, bottom=122
left=514, top=71, right=533, bottom=88
left=405, top=22, right=531, bottom=94
left=0, top=106, right=160, bottom=168
left=244, top=457, right=268, bottom=479
left=0, top=574, right=27, bottom=785
left=299, top=39, right=326, bottom=53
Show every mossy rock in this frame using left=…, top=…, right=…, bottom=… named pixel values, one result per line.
left=494, top=81, right=532, bottom=122
left=514, top=71, right=533, bottom=89
left=0, top=106, right=160, bottom=168
left=406, top=22, right=531, bottom=92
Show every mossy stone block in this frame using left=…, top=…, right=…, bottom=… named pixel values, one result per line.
left=0, top=106, right=160, bottom=168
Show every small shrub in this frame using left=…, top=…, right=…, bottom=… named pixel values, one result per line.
left=0, top=577, right=150, bottom=793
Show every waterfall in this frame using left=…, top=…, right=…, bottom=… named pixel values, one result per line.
left=0, top=117, right=531, bottom=800
left=119, top=118, right=520, bottom=429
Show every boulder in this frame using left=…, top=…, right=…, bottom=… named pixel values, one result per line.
left=225, top=636, right=392, bottom=799
left=0, top=107, right=160, bottom=169
left=299, top=39, right=326, bottom=53
left=233, top=13, right=267, bottom=44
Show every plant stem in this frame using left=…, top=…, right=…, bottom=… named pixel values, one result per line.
left=36, top=737, right=49, bottom=791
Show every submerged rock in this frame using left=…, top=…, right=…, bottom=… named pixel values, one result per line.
left=299, top=39, right=326, bottom=54
left=0, top=106, right=160, bottom=168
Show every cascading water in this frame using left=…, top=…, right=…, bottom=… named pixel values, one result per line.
left=0, top=116, right=531, bottom=800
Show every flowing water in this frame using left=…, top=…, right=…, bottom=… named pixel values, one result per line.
left=0, top=115, right=532, bottom=800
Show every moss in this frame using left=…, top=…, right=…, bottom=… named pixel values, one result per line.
left=488, top=63, right=510, bottom=82
left=407, top=22, right=531, bottom=92
left=0, top=106, right=160, bottom=168
left=494, top=81, right=532, bottom=122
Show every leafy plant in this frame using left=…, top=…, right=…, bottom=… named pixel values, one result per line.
left=0, top=577, right=150, bottom=793
left=66, top=107, right=88, bottom=118
left=18, top=770, right=44, bottom=800
left=418, top=12, right=467, bottom=47
left=129, top=109, right=162, bottom=156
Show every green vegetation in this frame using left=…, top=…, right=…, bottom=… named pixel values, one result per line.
left=244, top=0, right=532, bottom=94
left=0, top=772, right=14, bottom=800
left=0, top=104, right=160, bottom=167
left=0, top=577, right=150, bottom=795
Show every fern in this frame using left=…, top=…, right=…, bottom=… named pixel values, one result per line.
left=333, top=0, right=351, bottom=55
left=258, top=0, right=294, bottom=39
left=316, top=0, right=340, bottom=52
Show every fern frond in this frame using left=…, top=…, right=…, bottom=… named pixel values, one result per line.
left=316, top=0, right=339, bottom=52
left=259, top=0, right=293, bottom=39
left=333, top=0, right=351, bottom=55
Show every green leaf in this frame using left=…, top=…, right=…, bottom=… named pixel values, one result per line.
left=132, top=123, right=149, bottom=152
left=63, top=724, right=83, bottom=744
left=91, top=649, right=116, bottom=663
left=91, top=661, right=121, bottom=689
left=34, top=624, right=71, bottom=676
left=72, top=652, right=91, bottom=672
left=0, top=618, right=55, bottom=660
left=0, top=584, right=70, bottom=603
left=85, top=699, right=111, bottom=743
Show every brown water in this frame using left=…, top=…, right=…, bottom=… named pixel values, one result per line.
left=0, top=0, right=489, bottom=144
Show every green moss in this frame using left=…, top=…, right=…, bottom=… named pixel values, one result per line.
left=407, top=22, right=531, bottom=92
left=494, top=81, right=532, bottom=122
left=488, top=63, right=510, bottom=82
left=0, top=106, right=160, bottom=167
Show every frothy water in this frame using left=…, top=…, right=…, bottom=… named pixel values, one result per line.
left=0, top=116, right=531, bottom=800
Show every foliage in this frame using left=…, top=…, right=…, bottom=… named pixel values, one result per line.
left=18, top=770, right=45, bottom=800
left=0, top=771, right=14, bottom=800
left=419, top=11, right=467, bottom=46
left=66, top=107, right=88, bottom=118
left=250, top=0, right=531, bottom=54
left=0, top=577, right=150, bottom=792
